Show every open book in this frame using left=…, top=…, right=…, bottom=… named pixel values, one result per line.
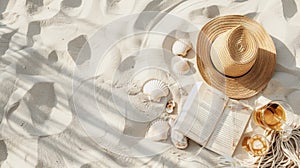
left=174, top=82, right=252, bottom=156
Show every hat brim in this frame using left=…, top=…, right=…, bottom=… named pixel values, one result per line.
left=197, top=15, right=276, bottom=99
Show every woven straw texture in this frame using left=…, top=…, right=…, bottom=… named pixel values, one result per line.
left=197, top=15, right=276, bottom=99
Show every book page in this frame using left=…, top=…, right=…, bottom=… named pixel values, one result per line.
left=196, top=85, right=228, bottom=144
left=175, top=83, right=250, bottom=156
left=205, top=100, right=252, bottom=156
left=174, top=82, right=228, bottom=145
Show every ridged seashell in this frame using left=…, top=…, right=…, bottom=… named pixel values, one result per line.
left=172, top=39, right=192, bottom=57
left=171, top=57, right=190, bottom=75
left=171, top=129, right=188, bottom=149
left=142, top=80, right=169, bottom=102
left=145, top=119, right=170, bottom=142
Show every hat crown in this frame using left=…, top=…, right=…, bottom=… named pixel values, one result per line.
left=210, top=25, right=258, bottom=77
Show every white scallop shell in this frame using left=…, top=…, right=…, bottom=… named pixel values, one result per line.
left=145, top=119, right=170, bottom=142
left=142, top=80, right=169, bottom=102
left=172, top=39, right=192, bottom=57
left=171, top=57, right=190, bottom=75
left=171, top=129, right=188, bottom=149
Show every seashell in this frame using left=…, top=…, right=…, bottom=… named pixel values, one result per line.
left=142, top=80, right=169, bottom=102
left=166, top=104, right=174, bottom=113
left=171, top=129, right=188, bottom=149
left=172, top=39, right=192, bottom=57
left=171, top=57, right=190, bottom=75
left=145, top=119, right=170, bottom=142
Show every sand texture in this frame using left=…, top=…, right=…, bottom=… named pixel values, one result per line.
left=1, top=0, right=300, bottom=167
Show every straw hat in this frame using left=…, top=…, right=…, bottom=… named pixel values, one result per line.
left=197, top=15, right=276, bottom=99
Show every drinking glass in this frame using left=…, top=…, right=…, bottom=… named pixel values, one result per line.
left=253, top=100, right=294, bottom=141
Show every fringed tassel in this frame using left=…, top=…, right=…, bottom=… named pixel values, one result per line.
left=257, top=126, right=300, bottom=167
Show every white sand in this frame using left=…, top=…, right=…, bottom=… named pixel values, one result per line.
left=1, top=0, right=300, bottom=167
